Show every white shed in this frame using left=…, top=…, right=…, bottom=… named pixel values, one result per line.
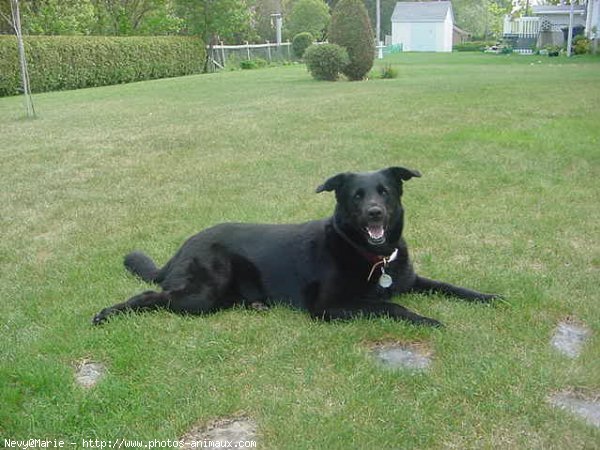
left=391, top=1, right=454, bottom=52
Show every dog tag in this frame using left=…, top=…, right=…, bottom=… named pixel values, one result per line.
left=378, top=272, right=393, bottom=288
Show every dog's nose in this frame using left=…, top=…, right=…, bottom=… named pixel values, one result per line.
left=367, top=206, right=383, bottom=220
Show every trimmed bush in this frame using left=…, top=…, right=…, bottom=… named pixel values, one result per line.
left=453, top=41, right=496, bottom=52
left=328, top=0, right=374, bottom=81
left=304, top=43, right=349, bottom=81
left=0, top=36, right=205, bottom=97
left=292, top=32, right=314, bottom=59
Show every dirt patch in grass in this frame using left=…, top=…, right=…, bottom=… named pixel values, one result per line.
left=180, top=416, right=257, bottom=448
left=74, top=360, right=106, bottom=388
left=550, top=318, right=591, bottom=358
left=549, top=390, right=600, bottom=428
left=368, top=341, right=433, bottom=371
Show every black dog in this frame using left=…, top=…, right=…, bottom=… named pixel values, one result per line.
left=93, top=167, right=498, bottom=327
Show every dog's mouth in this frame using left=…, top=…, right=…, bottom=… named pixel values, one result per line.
left=365, top=224, right=386, bottom=246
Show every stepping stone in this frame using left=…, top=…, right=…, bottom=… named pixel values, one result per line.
left=551, top=320, right=591, bottom=358
left=180, top=417, right=257, bottom=448
left=549, top=392, right=600, bottom=428
left=75, top=360, right=106, bottom=388
left=370, top=342, right=432, bottom=370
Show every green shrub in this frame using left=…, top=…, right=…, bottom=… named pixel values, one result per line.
left=379, top=64, right=398, bottom=79
left=328, top=0, right=374, bottom=81
left=0, top=36, right=205, bottom=97
left=292, top=32, right=314, bottom=59
left=545, top=44, right=561, bottom=57
left=240, top=58, right=268, bottom=69
left=240, top=59, right=256, bottom=70
left=303, top=43, right=349, bottom=81
left=453, top=41, right=496, bottom=52
left=573, top=35, right=590, bottom=55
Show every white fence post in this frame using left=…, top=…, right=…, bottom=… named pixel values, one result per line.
left=503, top=15, right=512, bottom=35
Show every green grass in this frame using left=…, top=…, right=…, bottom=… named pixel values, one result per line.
left=1, top=52, right=599, bottom=448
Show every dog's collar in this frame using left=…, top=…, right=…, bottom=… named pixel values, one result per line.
left=331, top=218, right=397, bottom=265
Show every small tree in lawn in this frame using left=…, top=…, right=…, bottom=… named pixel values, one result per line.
left=328, top=0, right=374, bottom=81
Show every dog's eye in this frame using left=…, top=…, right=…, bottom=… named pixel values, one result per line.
left=378, top=186, right=389, bottom=197
left=353, top=190, right=364, bottom=201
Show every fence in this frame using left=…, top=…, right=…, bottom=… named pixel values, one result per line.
left=502, top=15, right=542, bottom=53
left=208, top=41, right=296, bottom=71
left=503, top=16, right=540, bottom=36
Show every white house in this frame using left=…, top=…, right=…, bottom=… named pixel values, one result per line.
left=391, top=1, right=454, bottom=52
left=502, top=0, right=600, bottom=51
left=533, top=4, right=587, bottom=31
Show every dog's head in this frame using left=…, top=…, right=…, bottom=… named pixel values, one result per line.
left=316, top=167, right=421, bottom=250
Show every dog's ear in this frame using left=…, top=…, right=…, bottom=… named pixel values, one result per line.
left=382, top=166, right=421, bottom=183
left=316, top=173, right=349, bottom=193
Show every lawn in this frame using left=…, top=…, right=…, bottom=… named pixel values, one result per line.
left=1, top=52, right=599, bottom=448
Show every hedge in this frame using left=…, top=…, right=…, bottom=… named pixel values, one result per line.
left=0, top=36, right=205, bottom=97
left=453, top=41, right=496, bottom=52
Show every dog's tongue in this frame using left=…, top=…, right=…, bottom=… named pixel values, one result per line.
left=367, top=225, right=385, bottom=240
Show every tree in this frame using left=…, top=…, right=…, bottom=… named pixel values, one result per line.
left=175, top=0, right=253, bottom=72
left=13, top=0, right=96, bottom=35
left=328, top=0, right=374, bottom=81
left=0, top=0, right=183, bottom=36
left=453, top=0, right=511, bottom=39
left=286, top=0, right=329, bottom=40
left=91, top=0, right=182, bottom=35
left=364, top=0, right=396, bottom=39
left=175, top=0, right=253, bottom=44
left=253, top=0, right=282, bottom=42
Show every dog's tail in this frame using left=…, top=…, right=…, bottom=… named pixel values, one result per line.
left=124, top=251, right=161, bottom=283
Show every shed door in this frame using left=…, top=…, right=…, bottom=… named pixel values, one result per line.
left=412, top=23, right=437, bottom=51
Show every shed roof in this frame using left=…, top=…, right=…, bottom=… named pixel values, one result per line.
left=392, top=1, right=453, bottom=23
